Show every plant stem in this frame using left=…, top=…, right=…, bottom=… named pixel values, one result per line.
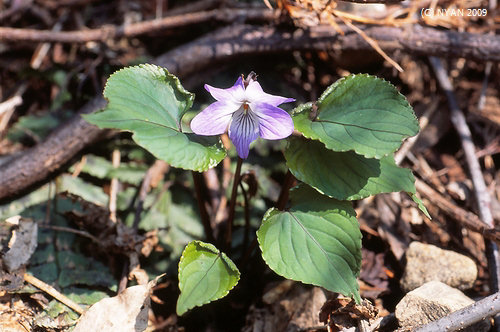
left=240, top=169, right=296, bottom=266
left=239, top=182, right=251, bottom=255
left=192, top=171, right=215, bottom=243
left=225, top=157, right=243, bottom=251
left=276, top=170, right=296, bottom=210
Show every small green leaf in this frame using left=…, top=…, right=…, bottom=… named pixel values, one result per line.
left=84, top=64, right=226, bottom=171
left=293, top=74, right=419, bottom=158
left=177, top=241, right=240, bottom=315
left=285, top=137, right=416, bottom=200
left=257, top=185, right=362, bottom=302
left=410, top=193, right=431, bottom=219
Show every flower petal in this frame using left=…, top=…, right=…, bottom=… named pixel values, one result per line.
left=251, top=102, right=294, bottom=140
left=205, top=77, right=245, bottom=103
left=190, top=102, right=238, bottom=135
left=228, top=109, right=259, bottom=159
left=245, top=80, right=295, bottom=107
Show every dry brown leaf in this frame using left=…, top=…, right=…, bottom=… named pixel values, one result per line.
left=73, top=277, right=161, bottom=332
left=319, top=297, right=378, bottom=332
left=2, top=216, right=38, bottom=272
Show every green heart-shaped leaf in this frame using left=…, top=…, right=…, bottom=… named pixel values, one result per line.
left=293, top=74, right=419, bottom=159
left=177, top=241, right=240, bottom=315
left=258, top=185, right=362, bottom=302
left=84, top=64, right=226, bottom=171
left=285, top=137, right=416, bottom=200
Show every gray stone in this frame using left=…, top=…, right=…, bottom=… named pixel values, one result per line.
left=400, top=242, right=477, bottom=292
left=395, top=281, right=490, bottom=332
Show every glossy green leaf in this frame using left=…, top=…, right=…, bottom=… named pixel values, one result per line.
left=285, top=137, right=416, bottom=200
left=177, top=241, right=240, bottom=315
left=293, top=74, right=419, bottom=158
left=83, top=64, right=226, bottom=171
left=257, top=185, right=362, bottom=302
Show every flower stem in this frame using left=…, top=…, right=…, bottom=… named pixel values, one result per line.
left=192, top=171, right=215, bottom=244
left=239, top=181, right=251, bottom=255
left=225, top=157, right=243, bottom=251
left=239, top=169, right=296, bottom=267
left=276, top=169, right=296, bottom=210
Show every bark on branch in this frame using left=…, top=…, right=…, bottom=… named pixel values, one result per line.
left=2, top=23, right=500, bottom=202
left=1, top=13, right=500, bottom=62
left=0, top=8, right=277, bottom=43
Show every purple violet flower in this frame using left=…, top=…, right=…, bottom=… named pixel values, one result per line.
left=190, top=76, right=295, bottom=159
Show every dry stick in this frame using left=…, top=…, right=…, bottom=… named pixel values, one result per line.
left=338, top=0, right=403, bottom=3
left=0, top=88, right=25, bottom=135
left=192, top=171, right=216, bottom=243
left=0, top=95, right=22, bottom=117
left=394, top=100, right=438, bottom=165
left=24, top=273, right=85, bottom=315
left=4, top=23, right=500, bottom=203
left=414, top=291, right=500, bottom=332
left=337, top=16, right=403, bottom=72
left=1, top=17, right=500, bottom=63
left=132, top=160, right=170, bottom=230
left=0, top=7, right=277, bottom=43
left=39, top=224, right=101, bottom=244
left=0, top=10, right=65, bottom=134
left=109, top=149, right=120, bottom=223
left=429, top=56, right=500, bottom=329
left=415, top=179, right=500, bottom=243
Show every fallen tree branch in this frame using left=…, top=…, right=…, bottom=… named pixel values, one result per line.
left=2, top=23, right=500, bottom=202
left=414, top=291, right=500, bottom=332
left=429, top=55, right=500, bottom=329
left=0, top=8, right=278, bottom=43
left=339, top=0, right=402, bottom=2
left=1, top=14, right=500, bottom=62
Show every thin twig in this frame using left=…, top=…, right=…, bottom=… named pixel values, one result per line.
left=225, top=157, right=243, bottom=251
left=214, top=135, right=233, bottom=228
left=132, top=160, right=169, bottom=230
left=415, top=179, right=500, bottom=243
left=192, top=171, right=216, bottom=243
left=336, top=0, right=402, bottom=3
left=109, top=149, right=120, bottom=223
left=0, top=95, right=22, bottom=117
left=333, top=13, right=403, bottom=72
left=39, top=224, right=100, bottom=244
left=429, top=56, right=500, bottom=327
left=0, top=8, right=277, bottom=43
left=24, top=274, right=84, bottom=315
left=414, top=291, right=500, bottom=332
left=203, top=168, right=221, bottom=219
left=394, top=99, right=438, bottom=164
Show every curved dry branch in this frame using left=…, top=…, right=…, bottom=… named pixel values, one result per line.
left=2, top=23, right=500, bottom=202
left=0, top=8, right=277, bottom=43
left=414, top=291, right=500, bottom=332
